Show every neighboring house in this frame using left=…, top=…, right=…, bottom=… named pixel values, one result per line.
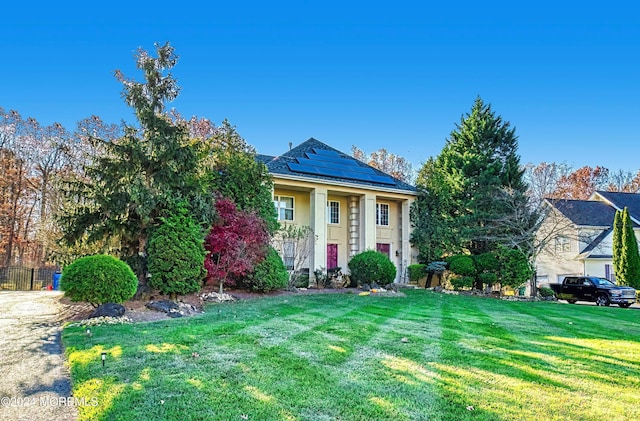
left=535, top=191, right=640, bottom=285
left=258, top=138, right=418, bottom=283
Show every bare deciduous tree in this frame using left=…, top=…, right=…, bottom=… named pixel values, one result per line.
left=351, top=146, right=414, bottom=184
left=606, top=169, right=640, bottom=193
left=271, top=225, right=316, bottom=289
left=523, top=162, right=572, bottom=208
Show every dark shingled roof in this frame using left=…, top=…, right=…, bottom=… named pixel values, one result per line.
left=547, top=199, right=618, bottom=227
left=594, top=191, right=640, bottom=221
left=260, top=138, right=417, bottom=193
left=255, top=154, right=275, bottom=165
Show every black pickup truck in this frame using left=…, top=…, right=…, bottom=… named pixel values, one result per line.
left=549, top=276, right=636, bottom=308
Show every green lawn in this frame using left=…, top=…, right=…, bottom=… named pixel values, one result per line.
left=62, top=290, right=640, bottom=421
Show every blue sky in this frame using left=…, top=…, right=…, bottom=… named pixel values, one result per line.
left=2, top=2, right=639, bottom=172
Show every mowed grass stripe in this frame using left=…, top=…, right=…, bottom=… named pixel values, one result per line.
left=221, top=294, right=420, bottom=420
left=63, top=290, right=640, bottom=421
left=430, top=294, right=640, bottom=421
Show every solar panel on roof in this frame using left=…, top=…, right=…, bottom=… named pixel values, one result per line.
left=288, top=162, right=396, bottom=185
left=369, top=175, right=397, bottom=184
left=312, top=148, right=340, bottom=156
left=296, top=158, right=376, bottom=175
left=304, top=152, right=360, bottom=166
left=287, top=163, right=324, bottom=176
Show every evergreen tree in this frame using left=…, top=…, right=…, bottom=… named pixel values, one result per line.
left=612, top=209, right=623, bottom=280
left=147, top=203, right=206, bottom=299
left=616, top=207, right=640, bottom=288
left=204, top=120, right=277, bottom=233
left=410, top=157, right=461, bottom=263
left=411, top=97, right=531, bottom=288
left=58, top=43, right=213, bottom=294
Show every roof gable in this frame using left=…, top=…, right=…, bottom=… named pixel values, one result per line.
left=546, top=198, right=617, bottom=227
left=260, top=138, right=417, bottom=193
left=592, top=191, right=640, bottom=223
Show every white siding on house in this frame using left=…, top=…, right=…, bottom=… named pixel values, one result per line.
left=535, top=215, right=585, bottom=283
left=584, top=260, right=610, bottom=278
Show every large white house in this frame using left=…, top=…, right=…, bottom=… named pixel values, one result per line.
left=535, top=191, right=640, bottom=285
left=258, top=138, right=418, bottom=283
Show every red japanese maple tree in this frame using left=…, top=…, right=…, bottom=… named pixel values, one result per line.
left=204, top=198, right=269, bottom=293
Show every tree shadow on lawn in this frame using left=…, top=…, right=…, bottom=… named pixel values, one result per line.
left=63, top=291, right=640, bottom=421
left=433, top=295, right=640, bottom=420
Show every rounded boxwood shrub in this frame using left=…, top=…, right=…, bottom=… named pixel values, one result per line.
left=447, top=254, right=475, bottom=276
left=61, top=255, right=137, bottom=305
left=147, top=204, right=206, bottom=298
left=244, top=246, right=289, bottom=292
left=348, top=250, right=396, bottom=286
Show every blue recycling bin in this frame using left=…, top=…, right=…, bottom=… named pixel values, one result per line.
left=53, top=271, right=62, bottom=290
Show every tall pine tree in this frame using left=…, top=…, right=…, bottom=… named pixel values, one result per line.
left=59, top=43, right=213, bottom=295
left=411, top=97, right=531, bottom=288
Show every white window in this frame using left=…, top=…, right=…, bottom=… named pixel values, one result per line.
left=283, top=241, right=295, bottom=270
left=555, top=236, right=570, bottom=252
left=376, top=203, right=389, bottom=226
left=327, top=201, right=340, bottom=224
left=274, top=196, right=294, bottom=221
left=536, top=275, right=549, bottom=284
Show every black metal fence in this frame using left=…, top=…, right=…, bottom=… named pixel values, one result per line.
left=0, top=266, right=59, bottom=291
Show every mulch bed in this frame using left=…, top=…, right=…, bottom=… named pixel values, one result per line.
left=57, top=285, right=362, bottom=324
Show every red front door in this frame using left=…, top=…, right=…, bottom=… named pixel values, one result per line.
left=327, top=244, right=338, bottom=269
left=376, top=243, right=390, bottom=258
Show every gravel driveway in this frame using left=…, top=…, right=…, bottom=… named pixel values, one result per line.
left=0, top=291, right=77, bottom=421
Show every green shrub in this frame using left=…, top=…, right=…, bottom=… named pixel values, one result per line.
left=496, top=246, right=533, bottom=288
left=474, top=252, right=499, bottom=287
left=408, top=264, right=426, bottom=283
left=348, top=250, right=396, bottom=286
left=478, top=272, right=498, bottom=286
left=292, top=273, right=310, bottom=288
left=447, top=254, right=476, bottom=276
left=537, top=286, right=555, bottom=297
left=290, top=269, right=310, bottom=288
left=450, top=275, right=474, bottom=291
left=147, top=204, right=205, bottom=298
left=245, top=247, right=288, bottom=292
left=61, top=255, right=137, bottom=305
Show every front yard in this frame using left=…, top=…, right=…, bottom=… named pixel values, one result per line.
left=63, top=290, right=640, bottom=420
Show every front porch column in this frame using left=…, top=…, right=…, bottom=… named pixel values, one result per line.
left=310, top=187, right=327, bottom=281
left=348, top=196, right=359, bottom=258
left=399, top=198, right=413, bottom=283
left=359, top=193, right=377, bottom=252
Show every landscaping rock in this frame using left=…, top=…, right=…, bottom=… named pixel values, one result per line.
left=200, top=291, right=236, bottom=303
left=146, top=300, right=183, bottom=318
left=362, top=283, right=371, bottom=291
left=371, top=282, right=381, bottom=289
left=89, top=303, right=125, bottom=318
left=386, top=283, right=399, bottom=293
left=177, top=302, right=200, bottom=316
